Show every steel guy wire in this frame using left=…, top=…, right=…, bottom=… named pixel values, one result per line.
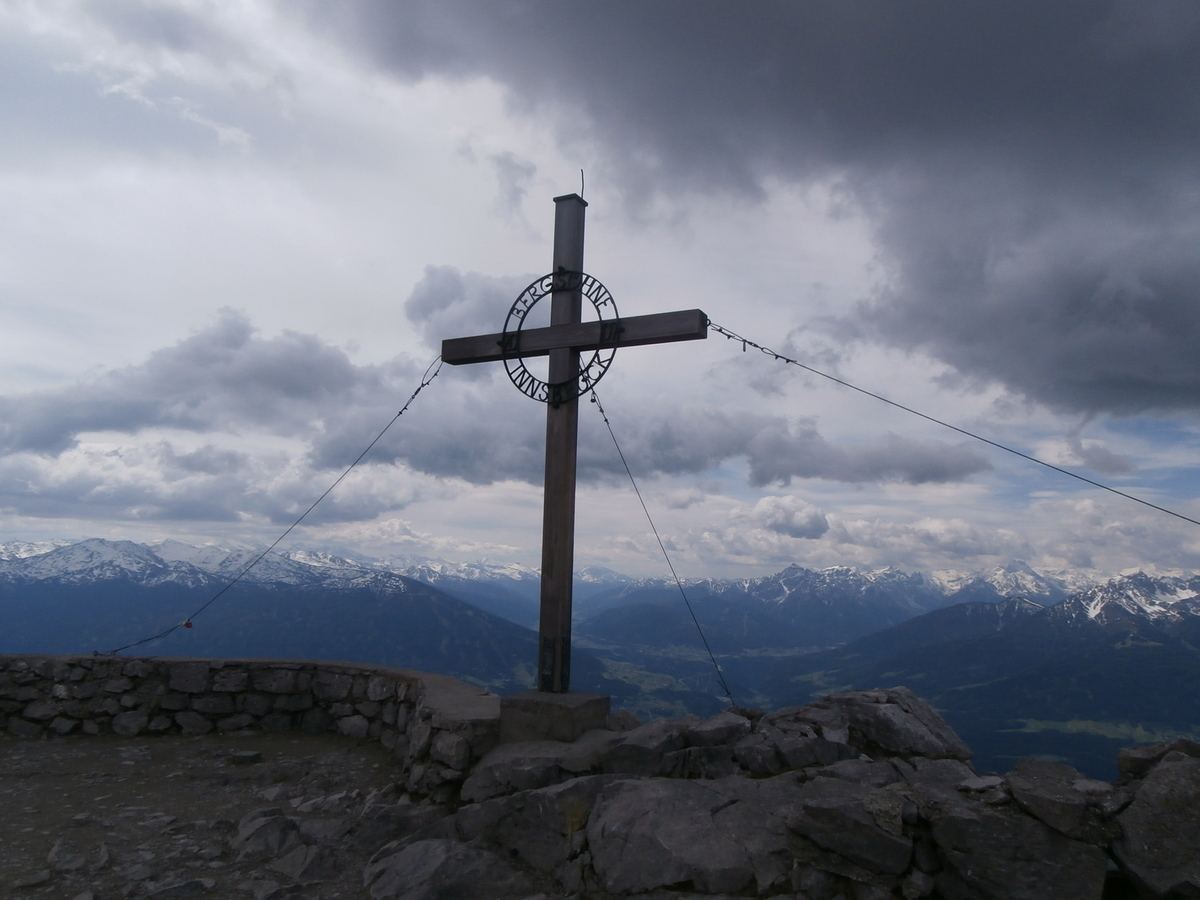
left=708, top=320, right=1200, bottom=530
left=589, top=388, right=737, bottom=707
left=103, top=355, right=445, bottom=655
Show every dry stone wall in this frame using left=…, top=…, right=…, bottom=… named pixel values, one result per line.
left=0, top=655, right=500, bottom=801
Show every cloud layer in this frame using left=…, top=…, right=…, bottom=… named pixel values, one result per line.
left=324, top=1, right=1200, bottom=415
left=0, top=296, right=992, bottom=529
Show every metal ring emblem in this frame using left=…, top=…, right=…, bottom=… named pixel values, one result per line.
left=501, top=270, right=619, bottom=405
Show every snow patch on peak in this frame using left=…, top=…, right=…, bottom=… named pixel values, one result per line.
left=1066, top=572, right=1200, bottom=624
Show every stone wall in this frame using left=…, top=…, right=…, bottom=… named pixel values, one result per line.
left=0, top=655, right=501, bottom=801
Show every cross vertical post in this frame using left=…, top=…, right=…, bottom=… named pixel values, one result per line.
left=539, top=193, right=586, bottom=692
left=441, top=192, right=709, bottom=719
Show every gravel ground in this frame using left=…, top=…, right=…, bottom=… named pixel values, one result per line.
left=0, top=731, right=408, bottom=900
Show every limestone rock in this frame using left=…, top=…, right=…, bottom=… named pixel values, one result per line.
left=819, top=688, right=972, bottom=760
left=733, top=732, right=783, bottom=776
left=454, top=774, right=618, bottom=873
left=268, top=844, right=339, bottom=880
left=599, top=716, right=695, bottom=776
left=1114, top=753, right=1200, bottom=897
left=146, top=879, right=216, bottom=897
left=353, top=803, right=451, bottom=851
left=587, top=777, right=764, bottom=894
left=930, top=804, right=1106, bottom=900
left=1005, top=759, right=1118, bottom=844
left=231, top=814, right=302, bottom=862
left=13, top=869, right=52, bottom=888
left=460, top=741, right=570, bottom=803
left=788, top=777, right=913, bottom=876
left=685, top=710, right=752, bottom=747
left=47, top=838, right=87, bottom=871
left=1117, top=737, right=1200, bottom=780
left=364, top=839, right=535, bottom=900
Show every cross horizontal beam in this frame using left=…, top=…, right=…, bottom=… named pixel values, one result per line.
left=441, top=308, right=708, bottom=366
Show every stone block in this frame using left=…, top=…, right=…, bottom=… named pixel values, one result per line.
left=175, top=710, right=214, bottom=734
left=273, top=692, right=313, bottom=712
left=211, top=669, right=248, bottom=692
left=121, top=660, right=152, bottom=678
left=72, top=681, right=99, bottom=700
left=217, top=714, right=254, bottom=731
left=8, top=717, right=43, bottom=737
left=430, top=731, right=471, bottom=770
left=23, top=699, right=61, bottom=721
left=191, top=695, right=236, bottom=716
left=313, top=671, right=352, bottom=702
left=50, top=716, right=78, bottom=735
left=252, top=669, right=297, bottom=694
left=500, top=691, right=610, bottom=744
left=337, top=714, right=370, bottom=738
left=240, top=694, right=273, bottom=716
left=95, top=697, right=122, bottom=716
left=367, top=675, right=395, bottom=701
left=112, top=711, right=149, bottom=736
left=159, top=692, right=190, bottom=711
left=169, top=663, right=209, bottom=694
left=148, top=716, right=173, bottom=732
left=103, top=677, right=133, bottom=693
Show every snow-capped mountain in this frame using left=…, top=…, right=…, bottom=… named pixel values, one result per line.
left=0, top=539, right=212, bottom=587
left=0, top=539, right=73, bottom=561
left=0, top=538, right=1106, bottom=614
left=0, top=538, right=406, bottom=592
left=1054, top=571, right=1200, bottom=628
left=930, top=560, right=1074, bottom=606
left=396, top=559, right=541, bottom=586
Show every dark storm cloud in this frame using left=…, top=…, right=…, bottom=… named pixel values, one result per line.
left=0, top=446, right=407, bottom=526
left=742, top=420, right=990, bottom=486
left=0, top=305, right=993, bottom=504
left=0, top=309, right=384, bottom=456
left=403, top=266, right=532, bottom=353
left=319, top=0, right=1200, bottom=415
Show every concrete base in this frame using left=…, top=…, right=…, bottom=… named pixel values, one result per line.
left=500, top=690, right=611, bottom=743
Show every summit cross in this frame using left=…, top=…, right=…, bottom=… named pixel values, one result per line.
left=441, top=194, right=707, bottom=693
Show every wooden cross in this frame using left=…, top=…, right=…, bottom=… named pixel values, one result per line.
left=441, top=194, right=707, bottom=693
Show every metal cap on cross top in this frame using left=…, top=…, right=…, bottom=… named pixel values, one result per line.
left=441, top=194, right=708, bottom=694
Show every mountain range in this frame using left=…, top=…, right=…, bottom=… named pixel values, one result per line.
left=2, top=539, right=1198, bottom=777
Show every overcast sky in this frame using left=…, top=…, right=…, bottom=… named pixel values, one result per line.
left=2, top=0, right=1200, bottom=579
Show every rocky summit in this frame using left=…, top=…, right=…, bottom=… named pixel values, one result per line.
left=3, top=655, right=1198, bottom=899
